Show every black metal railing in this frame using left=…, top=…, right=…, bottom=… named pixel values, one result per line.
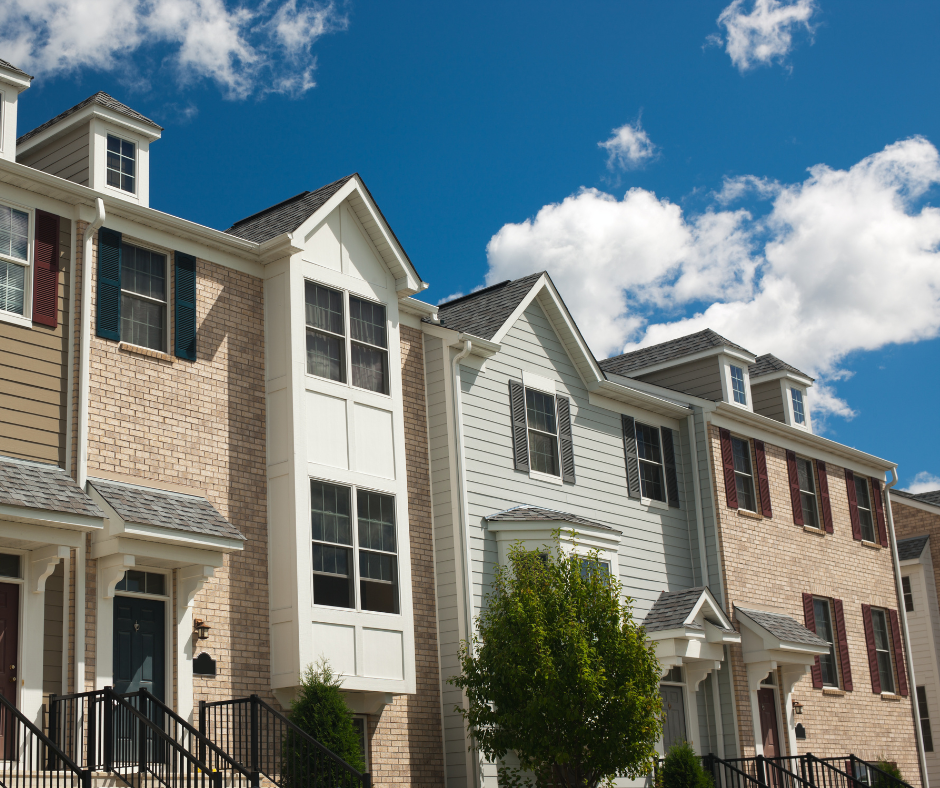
left=201, top=695, right=371, bottom=788
left=0, top=691, right=91, bottom=787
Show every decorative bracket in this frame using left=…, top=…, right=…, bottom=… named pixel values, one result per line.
left=685, top=660, right=723, bottom=692
left=746, top=660, right=777, bottom=693
left=31, top=545, right=70, bottom=594
left=99, top=554, right=135, bottom=599
left=179, top=565, right=216, bottom=607
left=780, top=663, right=809, bottom=697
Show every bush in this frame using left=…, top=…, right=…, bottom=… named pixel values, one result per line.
left=660, top=742, right=713, bottom=788
left=284, top=659, right=365, bottom=780
left=871, top=760, right=904, bottom=788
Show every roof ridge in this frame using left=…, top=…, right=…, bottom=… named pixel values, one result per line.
left=17, top=91, right=163, bottom=145
left=436, top=280, right=511, bottom=309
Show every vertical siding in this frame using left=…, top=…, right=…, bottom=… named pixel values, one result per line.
left=18, top=124, right=90, bottom=186
left=751, top=380, right=786, bottom=423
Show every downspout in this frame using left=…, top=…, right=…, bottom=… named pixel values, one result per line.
left=885, top=467, right=929, bottom=788
left=77, top=198, right=105, bottom=488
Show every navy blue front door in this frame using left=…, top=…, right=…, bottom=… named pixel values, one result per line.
left=113, top=595, right=165, bottom=701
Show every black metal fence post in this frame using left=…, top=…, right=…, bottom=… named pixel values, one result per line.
left=103, top=687, right=113, bottom=773
left=47, top=693, right=58, bottom=770
left=250, top=694, right=260, bottom=786
left=199, top=700, right=207, bottom=765
left=756, top=755, right=767, bottom=788
left=137, top=692, right=147, bottom=777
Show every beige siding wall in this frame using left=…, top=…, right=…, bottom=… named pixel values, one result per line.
left=709, top=425, right=920, bottom=782
left=19, top=124, right=90, bottom=185
left=43, top=561, right=65, bottom=697
left=751, top=379, right=786, bottom=423
left=0, top=216, right=71, bottom=465
left=637, top=356, right=723, bottom=400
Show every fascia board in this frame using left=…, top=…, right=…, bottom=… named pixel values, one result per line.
left=486, top=519, right=621, bottom=547
left=122, top=521, right=244, bottom=552
left=399, top=296, right=438, bottom=319
left=0, top=516, right=89, bottom=547
left=0, top=503, right=103, bottom=533
left=750, top=369, right=814, bottom=387
left=17, top=105, right=160, bottom=156
left=899, top=558, right=922, bottom=567
left=0, top=70, right=31, bottom=92
left=258, top=233, right=304, bottom=264
left=890, top=494, right=940, bottom=517
left=736, top=610, right=830, bottom=656
left=689, top=588, right=735, bottom=631
left=488, top=273, right=547, bottom=345
left=648, top=628, right=707, bottom=642
left=588, top=380, right=692, bottom=420
left=711, top=402, right=895, bottom=474
left=289, top=177, right=359, bottom=246
left=601, top=372, right=715, bottom=409
left=458, top=332, right=501, bottom=359
left=616, top=345, right=755, bottom=379
left=704, top=620, right=741, bottom=644
left=91, top=536, right=227, bottom=568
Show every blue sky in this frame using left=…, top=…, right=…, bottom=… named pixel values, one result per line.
left=5, top=0, right=940, bottom=487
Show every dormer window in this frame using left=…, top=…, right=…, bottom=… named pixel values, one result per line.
left=730, top=365, right=747, bottom=405
left=107, top=134, right=136, bottom=193
left=791, top=388, right=805, bottom=425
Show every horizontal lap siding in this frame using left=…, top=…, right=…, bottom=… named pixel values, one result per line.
left=636, top=355, right=723, bottom=400
left=751, top=380, right=786, bottom=422
left=19, top=124, right=90, bottom=186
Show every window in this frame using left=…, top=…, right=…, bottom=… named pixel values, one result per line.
left=306, top=282, right=346, bottom=383
left=120, top=243, right=166, bottom=350
left=579, top=558, right=611, bottom=581
left=854, top=476, right=876, bottom=542
left=350, top=297, right=389, bottom=394
left=731, top=436, right=756, bottom=512
left=0, top=203, right=29, bottom=317
left=662, top=666, right=683, bottom=683
left=791, top=388, right=806, bottom=425
left=310, top=480, right=399, bottom=614
left=730, top=365, right=747, bottom=405
left=813, top=598, right=840, bottom=687
left=116, top=570, right=166, bottom=595
left=352, top=717, right=369, bottom=768
left=0, top=553, right=20, bottom=578
left=526, top=388, right=559, bottom=476
left=635, top=422, right=665, bottom=502
left=871, top=608, right=895, bottom=694
left=902, top=575, right=914, bottom=613
left=106, top=134, right=136, bottom=193
left=918, top=686, right=934, bottom=752
left=796, top=457, right=819, bottom=529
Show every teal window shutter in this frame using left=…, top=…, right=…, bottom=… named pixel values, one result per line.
left=174, top=252, right=197, bottom=360
left=96, top=228, right=122, bottom=341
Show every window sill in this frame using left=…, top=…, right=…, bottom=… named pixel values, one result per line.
left=529, top=469, right=564, bottom=486
left=119, top=342, right=174, bottom=362
left=642, top=497, right=670, bottom=511
left=881, top=692, right=901, bottom=702
left=0, top=309, right=31, bottom=329
left=803, top=525, right=826, bottom=536
left=861, top=540, right=883, bottom=550
left=822, top=687, right=846, bottom=696
left=737, top=509, right=763, bottom=520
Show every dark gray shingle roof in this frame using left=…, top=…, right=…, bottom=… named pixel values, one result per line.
left=599, top=329, right=754, bottom=377
left=484, top=505, right=615, bottom=531
left=89, top=479, right=244, bottom=541
left=892, top=488, right=940, bottom=508
left=735, top=606, right=828, bottom=647
left=749, top=354, right=814, bottom=382
left=897, top=536, right=930, bottom=561
left=644, top=587, right=707, bottom=632
left=17, top=92, right=162, bottom=145
left=0, top=59, right=32, bottom=79
left=430, top=272, right=545, bottom=340
left=0, top=455, right=103, bottom=518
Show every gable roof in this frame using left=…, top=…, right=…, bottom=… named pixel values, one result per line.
left=484, top=504, right=615, bottom=531
left=0, top=455, right=103, bottom=519
left=0, top=58, right=32, bottom=80
left=735, top=606, right=828, bottom=648
left=431, top=272, right=545, bottom=340
left=749, top=353, right=814, bottom=382
left=643, top=587, right=734, bottom=633
left=897, top=535, right=930, bottom=561
left=17, top=92, right=162, bottom=145
left=599, top=329, right=754, bottom=377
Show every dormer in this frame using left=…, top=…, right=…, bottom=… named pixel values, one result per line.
left=0, top=59, right=32, bottom=163
left=748, top=354, right=815, bottom=432
left=16, top=92, right=162, bottom=207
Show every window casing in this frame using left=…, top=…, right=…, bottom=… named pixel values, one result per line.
left=350, top=297, right=389, bottom=394
left=525, top=388, right=559, bottom=477
left=730, top=365, right=747, bottom=405
left=635, top=422, right=666, bottom=502
left=854, top=476, right=876, bottom=542
left=107, top=134, right=136, bottom=194
left=796, top=457, right=819, bottom=529
left=120, top=242, right=167, bottom=350
left=918, top=686, right=934, bottom=752
left=813, top=597, right=840, bottom=687
left=871, top=608, right=895, bottom=694
left=902, top=575, right=914, bottom=613
left=310, top=480, right=399, bottom=614
left=115, top=570, right=167, bottom=596
left=791, top=388, right=806, bottom=425
left=731, top=436, right=756, bottom=512
left=0, top=202, right=30, bottom=317
left=306, top=282, right=346, bottom=382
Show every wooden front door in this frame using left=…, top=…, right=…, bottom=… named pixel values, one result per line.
left=0, top=582, right=19, bottom=759
left=113, top=595, right=165, bottom=700
left=757, top=687, right=780, bottom=758
left=660, top=685, right=687, bottom=752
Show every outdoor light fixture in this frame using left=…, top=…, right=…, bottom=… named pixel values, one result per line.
left=792, top=701, right=804, bottom=715
left=193, top=619, right=212, bottom=641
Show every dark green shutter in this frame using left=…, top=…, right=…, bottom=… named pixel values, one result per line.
left=174, top=252, right=197, bottom=361
left=661, top=428, right=680, bottom=508
left=96, top=228, right=122, bottom=341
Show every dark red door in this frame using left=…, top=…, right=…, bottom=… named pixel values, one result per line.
left=0, top=582, right=19, bottom=759
left=758, top=687, right=780, bottom=758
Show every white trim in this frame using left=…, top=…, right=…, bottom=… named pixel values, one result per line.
left=0, top=197, right=34, bottom=324
left=617, top=344, right=757, bottom=379
left=891, top=494, right=940, bottom=517
left=78, top=199, right=106, bottom=487
left=17, top=104, right=161, bottom=158
left=529, top=468, right=563, bottom=485
left=522, top=370, right=555, bottom=394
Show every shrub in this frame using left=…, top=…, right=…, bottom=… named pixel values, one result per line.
left=871, top=760, right=905, bottom=788
left=660, top=742, right=713, bottom=788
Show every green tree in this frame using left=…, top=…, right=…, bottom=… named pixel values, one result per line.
left=451, top=534, right=664, bottom=788
left=660, top=741, right=713, bottom=788
left=871, top=760, right=905, bottom=788
left=285, top=659, right=366, bottom=783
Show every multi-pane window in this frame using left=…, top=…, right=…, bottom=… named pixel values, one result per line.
left=305, top=282, right=346, bottom=382
left=854, top=476, right=876, bottom=542
left=796, top=457, right=819, bottom=528
left=635, top=422, right=665, bottom=502
left=918, top=686, right=934, bottom=752
left=579, top=558, right=611, bottom=581
left=0, top=204, right=29, bottom=316
left=871, top=608, right=896, bottom=694
left=116, top=570, right=166, bottom=595
left=350, top=297, right=389, bottom=394
left=526, top=388, right=559, bottom=476
left=310, top=480, right=399, bottom=614
left=121, top=243, right=166, bottom=350
left=902, top=575, right=914, bottom=613
left=0, top=553, right=20, bottom=579
left=730, top=365, right=747, bottom=405
left=731, top=436, right=756, bottom=512
left=813, top=598, right=840, bottom=687
left=107, top=134, right=136, bottom=193
left=791, top=388, right=806, bottom=424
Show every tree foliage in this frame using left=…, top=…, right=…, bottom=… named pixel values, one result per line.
left=872, top=760, right=905, bottom=788
left=451, top=534, right=664, bottom=788
left=660, top=741, right=714, bottom=788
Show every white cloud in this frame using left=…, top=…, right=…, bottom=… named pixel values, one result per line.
left=485, top=136, right=940, bottom=421
left=905, top=472, right=940, bottom=495
left=711, top=0, right=817, bottom=72
left=599, top=120, right=658, bottom=171
left=438, top=291, right=464, bottom=305
left=715, top=174, right=782, bottom=205
left=0, top=0, right=347, bottom=98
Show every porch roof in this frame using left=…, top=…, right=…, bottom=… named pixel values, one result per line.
left=0, top=455, right=103, bottom=519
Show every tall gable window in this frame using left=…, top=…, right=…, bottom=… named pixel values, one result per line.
left=635, top=422, right=665, bottom=502
left=121, top=243, right=166, bottom=350
left=306, top=282, right=346, bottom=383
left=902, top=576, right=914, bottom=612
left=796, top=457, right=819, bottom=529
left=854, top=476, right=876, bottom=542
left=107, top=134, right=136, bottom=193
left=526, top=388, right=559, bottom=477
left=350, top=297, right=389, bottom=394
left=871, top=608, right=895, bottom=694
left=731, top=436, right=756, bottom=512
left=791, top=388, right=806, bottom=424
left=730, top=365, right=747, bottom=405
left=0, top=203, right=29, bottom=317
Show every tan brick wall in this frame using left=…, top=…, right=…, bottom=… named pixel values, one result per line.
left=708, top=425, right=920, bottom=782
left=366, top=325, right=445, bottom=786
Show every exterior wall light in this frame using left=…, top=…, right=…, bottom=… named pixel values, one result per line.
left=194, top=618, right=212, bottom=641
left=792, top=700, right=804, bottom=714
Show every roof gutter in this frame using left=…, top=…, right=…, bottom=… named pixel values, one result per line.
left=78, top=198, right=105, bottom=489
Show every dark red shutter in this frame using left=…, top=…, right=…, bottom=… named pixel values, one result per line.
left=833, top=598, right=853, bottom=691
left=862, top=604, right=881, bottom=694
left=846, top=469, right=862, bottom=541
left=720, top=428, right=738, bottom=509
left=32, top=210, right=60, bottom=328
left=803, top=593, right=823, bottom=688
left=817, top=460, right=834, bottom=533
left=889, top=609, right=909, bottom=697
left=787, top=450, right=804, bottom=525
left=871, top=478, right=888, bottom=547
left=755, top=440, right=772, bottom=517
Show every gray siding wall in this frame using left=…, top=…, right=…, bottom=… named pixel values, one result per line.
left=19, top=123, right=90, bottom=185
left=751, top=379, right=786, bottom=423
left=636, top=356, right=723, bottom=401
